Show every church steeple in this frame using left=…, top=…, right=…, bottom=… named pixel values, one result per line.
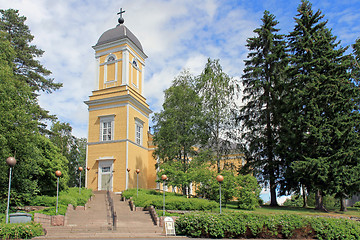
left=85, top=10, right=155, bottom=193
left=92, top=9, right=147, bottom=96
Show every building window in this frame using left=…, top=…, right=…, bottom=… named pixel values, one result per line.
left=135, top=118, right=143, bottom=145
left=100, top=115, right=114, bottom=141
left=104, top=54, right=117, bottom=83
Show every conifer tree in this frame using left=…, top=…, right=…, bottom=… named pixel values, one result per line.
left=284, top=0, right=360, bottom=211
left=239, top=11, right=288, bottom=206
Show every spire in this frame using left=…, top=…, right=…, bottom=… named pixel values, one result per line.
left=117, top=8, right=125, bottom=25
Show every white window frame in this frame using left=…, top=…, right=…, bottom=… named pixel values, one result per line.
left=131, top=58, right=139, bottom=88
left=135, top=118, right=144, bottom=146
left=100, top=115, right=114, bottom=141
left=104, top=54, right=117, bottom=84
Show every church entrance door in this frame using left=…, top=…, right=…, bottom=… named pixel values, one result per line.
left=99, top=160, right=113, bottom=191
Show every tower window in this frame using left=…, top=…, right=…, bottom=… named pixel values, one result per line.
left=100, top=115, right=114, bottom=141
left=132, top=59, right=137, bottom=67
left=135, top=118, right=143, bottom=146
left=108, top=56, right=115, bottom=62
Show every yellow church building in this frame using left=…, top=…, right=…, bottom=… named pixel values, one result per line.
left=85, top=11, right=157, bottom=193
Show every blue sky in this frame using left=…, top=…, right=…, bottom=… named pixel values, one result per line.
left=1, top=0, right=359, bottom=140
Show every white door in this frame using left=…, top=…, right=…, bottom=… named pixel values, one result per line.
left=98, top=160, right=113, bottom=191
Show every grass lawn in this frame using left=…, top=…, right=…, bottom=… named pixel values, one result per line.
left=222, top=201, right=360, bottom=218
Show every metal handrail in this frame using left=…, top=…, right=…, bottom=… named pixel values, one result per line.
left=106, top=191, right=117, bottom=230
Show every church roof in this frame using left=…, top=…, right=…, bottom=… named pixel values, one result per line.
left=95, top=24, right=143, bottom=52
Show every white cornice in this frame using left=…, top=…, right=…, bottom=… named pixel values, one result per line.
left=84, top=94, right=152, bottom=116
left=93, top=38, right=147, bottom=61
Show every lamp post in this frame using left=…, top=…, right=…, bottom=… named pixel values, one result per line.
left=55, top=170, right=62, bottom=214
left=79, top=167, right=83, bottom=194
left=216, top=175, right=224, bottom=214
left=5, top=157, right=16, bottom=224
left=136, top=169, right=140, bottom=197
left=161, top=174, right=167, bottom=216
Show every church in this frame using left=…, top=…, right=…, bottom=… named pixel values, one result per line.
left=85, top=9, right=157, bottom=193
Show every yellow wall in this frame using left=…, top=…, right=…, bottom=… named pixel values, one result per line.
left=86, top=38, right=156, bottom=193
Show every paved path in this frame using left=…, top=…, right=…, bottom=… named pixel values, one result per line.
left=34, top=191, right=181, bottom=239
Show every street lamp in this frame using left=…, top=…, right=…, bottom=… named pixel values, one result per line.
left=136, top=169, right=140, bottom=197
left=55, top=170, right=62, bottom=214
left=161, top=174, right=167, bottom=216
left=79, top=167, right=83, bottom=194
left=216, top=175, right=224, bottom=214
left=5, top=157, right=16, bottom=224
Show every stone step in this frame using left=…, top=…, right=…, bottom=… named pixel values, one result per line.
left=34, top=191, right=165, bottom=239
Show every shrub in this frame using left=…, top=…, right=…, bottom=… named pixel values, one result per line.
left=31, top=205, right=67, bottom=216
left=175, top=212, right=360, bottom=239
left=30, top=195, right=56, bottom=206
left=353, top=201, right=360, bottom=208
left=122, top=188, right=218, bottom=211
left=29, top=187, right=93, bottom=207
left=0, top=222, right=44, bottom=239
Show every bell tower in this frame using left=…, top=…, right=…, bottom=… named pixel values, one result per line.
left=85, top=9, right=156, bottom=193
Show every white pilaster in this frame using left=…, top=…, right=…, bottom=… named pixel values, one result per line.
left=95, top=57, right=100, bottom=90
left=122, top=50, right=129, bottom=85
left=141, top=65, right=145, bottom=95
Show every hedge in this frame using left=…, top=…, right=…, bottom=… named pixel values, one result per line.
left=122, top=189, right=218, bottom=211
left=30, top=187, right=93, bottom=207
left=175, top=212, right=360, bottom=239
left=0, top=222, right=44, bottom=239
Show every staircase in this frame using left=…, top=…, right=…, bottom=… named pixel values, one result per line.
left=34, top=191, right=168, bottom=239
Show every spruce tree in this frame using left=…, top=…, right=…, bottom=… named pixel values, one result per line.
left=284, top=0, right=360, bottom=211
left=239, top=11, right=288, bottom=206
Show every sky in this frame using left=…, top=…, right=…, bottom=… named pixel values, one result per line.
left=1, top=0, right=360, bottom=140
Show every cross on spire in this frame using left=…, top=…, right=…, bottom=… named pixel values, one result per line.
left=117, top=8, right=125, bottom=24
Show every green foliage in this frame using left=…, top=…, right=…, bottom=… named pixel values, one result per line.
left=153, top=70, right=206, bottom=194
left=30, top=187, right=92, bottom=207
left=283, top=194, right=304, bottom=207
left=282, top=0, right=360, bottom=211
left=239, top=10, right=288, bottom=207
left=0, top=9, right=71, bottom=207
left=196, top=58, right=238, bottom=173
left=176, top=212, right=360, bottom=239
left=0, top=222, right=44, bottom=239
left=122, top=189, right=217, bottom=211
left=50, top=121, right=87, bottom=188
left=32, top=205, right=67, bottom=216
left=236, top=175, right=261, bottom=210
left=353, top=202, right=360, bottom=208
left=0, top=9, right=62, bottom=93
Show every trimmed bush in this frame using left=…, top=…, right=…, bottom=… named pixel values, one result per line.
left=122, top=189, right=218, bottom=211
left=30, top=187, right=93, bottom=207
left=31, top=205, right=67, bottom=216
left=176, top=212, right=360, bottom=239
left=0, top=222, right=44, bottom=239
left=353, top=201, right=360, bottom=208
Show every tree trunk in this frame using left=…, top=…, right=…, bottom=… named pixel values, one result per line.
left=269, top=176, right=278, bottom=206
left=315, top=189, right=327, bottom=212
left=340, top=196, right=347, bottom=212
left=302, top=185, right=308, bottom=208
